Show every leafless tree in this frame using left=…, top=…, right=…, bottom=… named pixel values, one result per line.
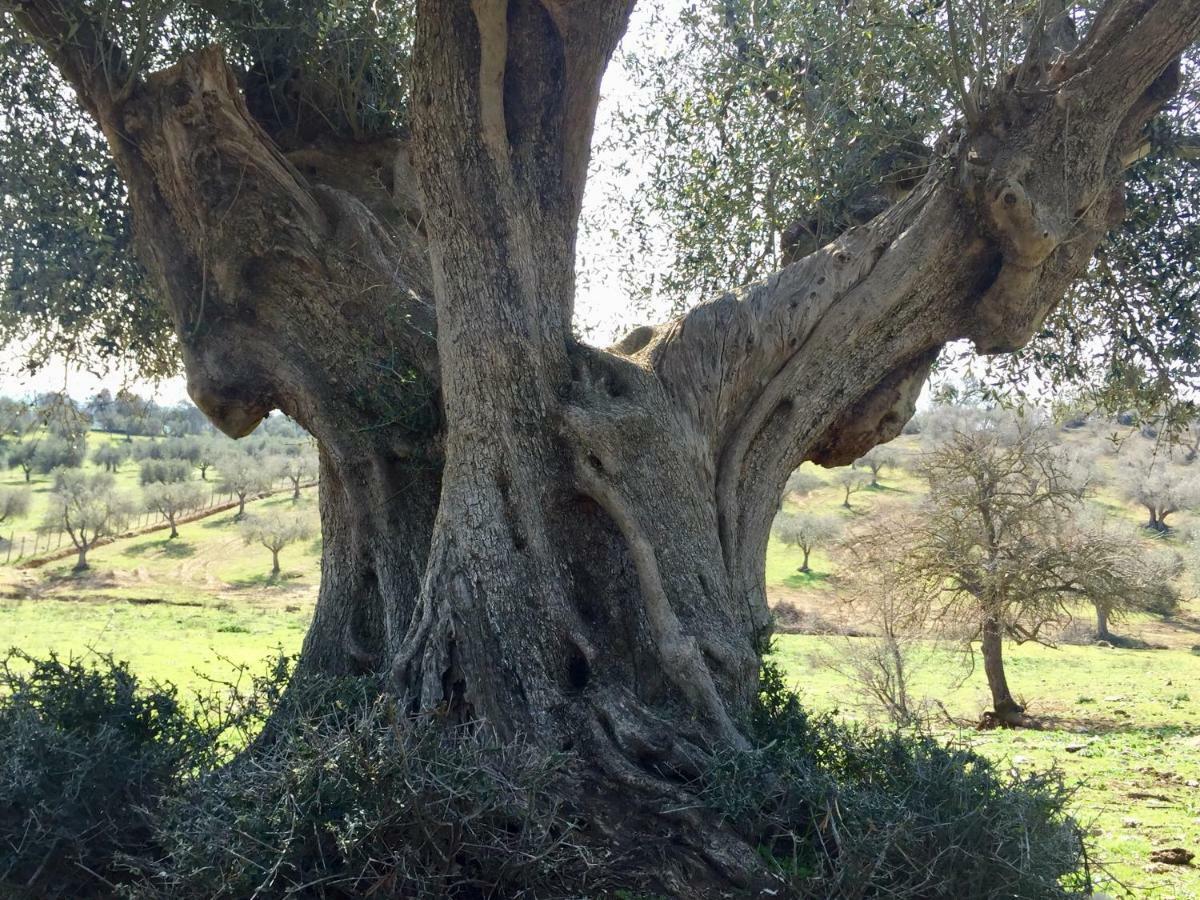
left=859, top=416, right=1170, bottom=726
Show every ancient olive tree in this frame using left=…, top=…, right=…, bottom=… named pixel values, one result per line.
left=143, top=480, right=207, bottom=539
left=3, top=0, right=1200, bottom=885
left=772, top=510, right=841, bottom=574
left=41, top=470, right=132, bottom=571
left=241, top=509, right=313, bottom=576
left=880, top=418, right=1172, bottom=726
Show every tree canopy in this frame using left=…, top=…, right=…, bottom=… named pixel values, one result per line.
left=602, top=1, right=1200, bottom=418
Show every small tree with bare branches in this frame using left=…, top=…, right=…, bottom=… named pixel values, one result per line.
left=862, top=416, right=1171, bottom=726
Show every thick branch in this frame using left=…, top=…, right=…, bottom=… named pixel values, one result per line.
left=3, top=0, right=134, bottom=118
left=630, top=0, right=1200, bottom=595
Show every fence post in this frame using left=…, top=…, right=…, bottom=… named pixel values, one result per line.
left=18, top=536, right=25, bottom=560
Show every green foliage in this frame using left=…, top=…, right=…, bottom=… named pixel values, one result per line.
left=0, top=652, right=233, bottom=898
left=133, top=676, right=608, bottom=899
left=0, top=654, right=609, bottom=899
left=92, top=441, right=131, bottom=472
left=0, top=485, right=30, bottom=523
left=700, top=661, right=1087, bottom=898
left=32, top=437, right=87, bottom=473
left=605, top=1, right=1200, bottom=420
left=0, top=1, right=416, bottom=378
left=138, top=457, right=193, bottom=486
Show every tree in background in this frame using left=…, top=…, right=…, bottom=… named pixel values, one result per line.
left=92, top=442, right=130, bottom=473
left=783, top=468, right=824, bottom=500
left=772, top=511, right=841, bottom=575
left=138, top=458, right=192, bottom=486
left=192, top=440, right=218, bottom=482
left=41, top=470, right=132, bottom=572
left=0, top=398, right=35, bottom=446
left=143, top=481, right=207, bottom=539
left=870, top=418, right=1174, bottom=726
left=1064, top=513, right=1182, bottom=640
left=834, top=468, right=870, bottom=509
left=853, top=445, right=900, bottom=487
left=1, top=0, right=1196, bottom=881
left=34, top=392, right=91, bottom=449
left=240, top=510, right=312, bottom=576
left=273, top=453, right=316, bottom=502
left=32, top=438, right=85, bottom=475
left=219, top=454, right=273, bottom=520
left=1119, top=450, right=1200, bottom=531
left=6, top=441, right=37, bottom=483
left=0, top=486, right=30, bottom=524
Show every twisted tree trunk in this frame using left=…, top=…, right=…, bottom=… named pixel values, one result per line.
left=8, top=0, right=1200, bottom=892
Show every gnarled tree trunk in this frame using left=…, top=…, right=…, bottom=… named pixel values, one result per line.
left=8, top=0, right=1200, bottom=892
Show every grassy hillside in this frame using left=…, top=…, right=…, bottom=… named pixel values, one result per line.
left=2, top=425, right=1198, bottom=897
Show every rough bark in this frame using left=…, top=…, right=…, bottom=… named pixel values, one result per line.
left=981, top=616, right=1025, bottom=727
left=7, top=0, right=1200, bottom=892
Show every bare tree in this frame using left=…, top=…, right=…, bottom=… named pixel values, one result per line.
left=772, top=511, right=842, bottom=574
left=864, top=417, right=1170, bottom=726
left=853, top=445, right=900, bottom=487
left=41, top=470, right=132, bottom=571
left=241, top=510, right=313, bottom=576
left=143, top=481, right=207, bottom=539
left=816, top=549, right=936, bottom=734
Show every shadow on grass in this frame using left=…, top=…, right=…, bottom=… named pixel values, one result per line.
left=783, top=570, right=833, bottom=590
left=865, top=482, right=909, bottom=494
left=200, top=512, right=239, bottom=530
left=121, top=539, right=197, bottom=559
left=226, top=571, right=304, bottom=590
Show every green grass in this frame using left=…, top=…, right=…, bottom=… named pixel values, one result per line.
left=772, top=635, right=1200, bottom=899
left=0, top=597, right=308, bottom=688
left=3, top=429, right=1199, bottom=897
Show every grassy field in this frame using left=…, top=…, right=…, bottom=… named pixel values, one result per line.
left=2, top=428, right=1199, bottom=896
